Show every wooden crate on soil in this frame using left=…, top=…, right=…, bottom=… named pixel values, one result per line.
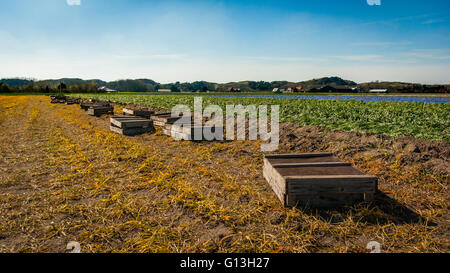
left=122, top=108, right=154, bottom=119
left=263, top=153, right=378, bottom=208
left=50, top=95, right=67, bottom=104
left=163, top=123, right=223, bottom=141
left=88, top=106, right=114, bottom=117
left=80, top=102, right=110, bottom=111
left=151, top=113, right=191, bottom=127
left=65, top=98, right=79, bottom=105
left=110, top=116, right=155, bottom=136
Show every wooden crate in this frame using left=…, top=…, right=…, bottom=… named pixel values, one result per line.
left=151, top=113, right=192, bottom=127
left=163, top=124, right=223, bottom=141
left=163, top=124, right=203, bottom=140
left=88, top=106, right=114, bottom=117
left=122, top=108, right=154, bottom=119
left=263, top=153, right=377, bottom=208
left=50, top=95, right=67, bottom=104
left=81, top=102, right=110, bottom=111
left=65, top=98, right=79, bottom=105
left=110, top=116, right=154, bottom=136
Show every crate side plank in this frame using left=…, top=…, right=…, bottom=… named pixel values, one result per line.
left=153, top=121, right=167, bottom=127
left=165, top=124, right=221, bottom=135
left=265, top=153, right=333, bottom=159
left=110, top=125, right=154, bottom=136
left=272, top=162, right=352, bottom=168
left=88, top=107, right=114, bottom=116
left=287, top=180, right=377, bottom=195
left=285, top=193, right=366, bottom=208
left=151, top=115, right=184, bottom=124
left=263, top=158, right=287, bottom=203
left=110, top=118, right=152, bottom=129
left=123, top=108, right=154, bottom=117
left=114, top=120, right=153, bottom=129
left=162, top=129, right=191, bottom=140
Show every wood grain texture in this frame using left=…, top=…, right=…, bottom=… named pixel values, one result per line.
left=262, top=158, right=286, bottom=204
left=110, top=116, right=152, bottom=129
left=122, top=108, right=154, bottom=118
left=88, top=106, right=114, bottom=116
left=110, top=125, right=154, bottom=136
left=265, top=153, right=333, bottom=159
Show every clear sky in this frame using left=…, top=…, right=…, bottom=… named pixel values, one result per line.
left=1, top=0, right=449, bottom=84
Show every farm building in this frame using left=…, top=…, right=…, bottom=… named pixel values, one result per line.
left=286, top=86, right=303, bottom=93
left=370, top=89, right=388, bottom=93
left=333, top=86, right=359, bottom=93
left=98, top=86, right=119, bottom=93
left=158, top=89, right=172, bottom=92
left=273, top=88, right=281, bottom=93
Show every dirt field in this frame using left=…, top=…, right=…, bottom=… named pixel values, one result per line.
left=0, top=95, right=448, bottom=253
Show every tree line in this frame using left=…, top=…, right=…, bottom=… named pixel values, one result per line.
left=1, top=77, right=448, bottom=93
left=0, top=81, right=104, bottom=93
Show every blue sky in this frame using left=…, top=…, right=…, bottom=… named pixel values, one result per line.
left=0, top=0, right=449, bottom=83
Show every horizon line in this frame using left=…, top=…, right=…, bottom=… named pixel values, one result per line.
left=1, top=76, right=449, bottom=86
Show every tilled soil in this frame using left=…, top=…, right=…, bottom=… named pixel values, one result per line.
left=278, top=123, right=449, bottom=176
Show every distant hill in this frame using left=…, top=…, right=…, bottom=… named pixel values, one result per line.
left=38, top=78, right=106, bottom=87
left=0, top=77, right=448, bottom=93
left=0, top=78, right=107, bottom=93
left=215, top=77, right=357, bottom=92
left=358, top=81, right=450, bottom=93
left=298, top=77, right=357, bottom=89
left=0, top=78, right=35, bottom=87
left=106, top=79, right=157, bottom=92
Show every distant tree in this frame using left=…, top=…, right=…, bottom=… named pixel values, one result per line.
left=106, top=79, right=156, bottom=92
left=57, top=82, right=67, bottom=93
left=0, top=78, right=34, bottom=87
left=249, top=81, right=272, bottom=91
left=0, top=83, right=10, bottom=93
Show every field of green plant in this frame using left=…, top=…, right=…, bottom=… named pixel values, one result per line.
left=71, top=94, right=450, bottom=141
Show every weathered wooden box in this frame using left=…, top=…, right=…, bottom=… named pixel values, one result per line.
left=50, top=95, right=67, bottom=104
left=65, top=98, right=79, bottom=105
left=88, top=106, right=114, bottom=116
left=163, top=123, right=223, bottom=141
left=263, top=153, right=377, bottom=208
left=110, top=116, right=154, bottom=136
left=151, top=113, right=190, bottom=127
left=122, top=108, right=154, bottom=119
left=81, top=102, right=110, bottom=111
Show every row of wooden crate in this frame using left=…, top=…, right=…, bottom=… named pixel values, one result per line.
left=111, top=108, right=221, bottom=140
left=115, top=108, right=380, bottom=208
left=74, top=100, right=212, bottom=140
left=50, top=95, right=79, bottom=104
left=95, top=105, right=380, bottom=208
left=59, top=97, right=379, bottom=208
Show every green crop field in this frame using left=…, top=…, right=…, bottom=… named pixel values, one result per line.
left=71, top=93, right=450, bottom=141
